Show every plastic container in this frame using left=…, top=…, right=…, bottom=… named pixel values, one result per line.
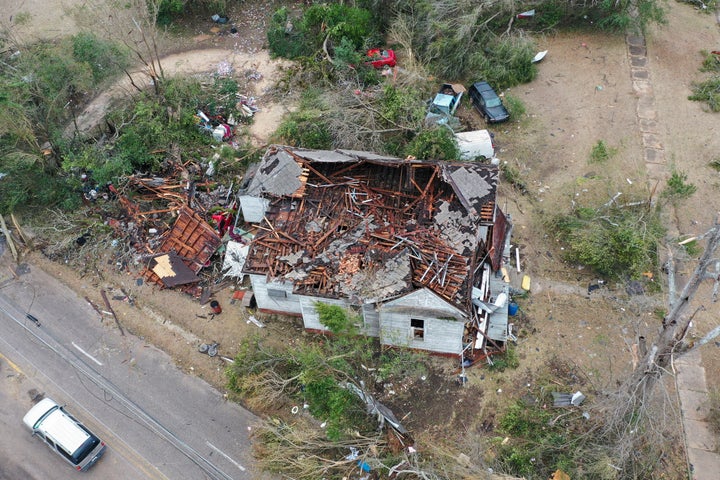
left=210, top=300, right=222, bottom=314
left=508, top=302, right=519, bottom=316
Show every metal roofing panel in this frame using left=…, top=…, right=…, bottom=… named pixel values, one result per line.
left=245, top=149, right=303, bottom=196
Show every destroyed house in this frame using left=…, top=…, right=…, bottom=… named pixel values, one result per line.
left=239, top=146, right=512, bottom=357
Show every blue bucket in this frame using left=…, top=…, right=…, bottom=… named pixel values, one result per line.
left=508, top=302, right=519, bottom=316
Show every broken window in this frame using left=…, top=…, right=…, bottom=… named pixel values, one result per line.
left=410, top=318, right=425, bottom=340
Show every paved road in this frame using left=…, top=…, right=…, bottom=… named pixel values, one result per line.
left=0, top=256, right=261, bottom=480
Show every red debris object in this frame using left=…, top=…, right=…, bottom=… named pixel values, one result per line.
left=211, top=211, right=234, bottom=236
left=210, top=300, right=222, bottom=314
left=366, top=49, right=396, bottom=68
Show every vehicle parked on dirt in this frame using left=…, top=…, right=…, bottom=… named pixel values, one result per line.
left=23, top=398, right=107, bottom=472
left=469, top=81, right=510, bottom=123
left=425, top=83, right=465, bottom=130
left=366, top=49, right=396, bottom=68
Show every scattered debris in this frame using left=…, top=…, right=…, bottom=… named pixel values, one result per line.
left=552, top=391, right=586, bottom=407
left=210, top=300, right=222, bottom=314
left=100, top=289, right=125, bottom=336
left=141, top=205, right=222, bottom=294
left=198, top=342, right=219, bottom=357
left=425, top=83, right=465, bottom=129
left=551, top=469, right=571, bottom=480
left=532, top=50, right=548, bottom=63
left=211, top=14, right=230, bottom=24
left=216, top=61, right=233, bottom=77
left=247, top=315, right=265, bottom=328
left=344, top=381, right=411, bottom=437
left=516, top=9, right=536, bottom=18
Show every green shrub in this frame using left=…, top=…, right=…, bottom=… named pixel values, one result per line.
left=550, top=202, right=665, bottom=279
left=689, top=76, right=720, bottom=112
left=377, top=349, right=428, bottom=381
left=500, top=162, right=528, bottom=193
left=465, top=37, right=537, bottom=89
left=503, top=93, right=526, bottom=120
left=663, top=170, right=697, bottom=199
left=302, top=375, right=363, bottom=441
left=302, top=4, right=376, bottom=51
left=72, top=33, right=129, bottom=83
left=0, top=151, right=75, bottom=213
left=496, top=400, right=578, bottom=477
left=157, top=0, right=185, bottom=25
left=316, top=302, right=357, bottom=335
left=700, top=50, right=720, bottom=73
left=267, top=7, right=313, bottom=59
left=404, top=126, right=459, bottom=161
left=274, top=89, right=332, bottom=148
left=589, top=140, right=617, bottom=164
left=380, top=85, right=426, bottom=126
left=275, top=113, right=332, bottom=149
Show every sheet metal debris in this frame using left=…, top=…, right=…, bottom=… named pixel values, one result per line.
left=552, top=391, right=586, bottom=407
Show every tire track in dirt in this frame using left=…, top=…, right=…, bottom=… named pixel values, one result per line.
left=67, top=48, right=292, bottom=145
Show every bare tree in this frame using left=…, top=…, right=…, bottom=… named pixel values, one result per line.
left=629, top=216, right=720, bottom=394
left=595, top=215, right=720, bottom=471
left=72, top=0, right=166, bottom=94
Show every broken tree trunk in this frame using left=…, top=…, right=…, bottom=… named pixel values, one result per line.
left=626, top=217, right=720, bottom=394
left=0, top=214, right=18, bottom=262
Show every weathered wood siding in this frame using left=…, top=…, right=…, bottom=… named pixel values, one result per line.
left=298, top=296, right=348, bottom=331
left=250, top=274, right=302, bottom=314
left=379, top=288, right=466, bottom=355
left=361, top=303, right=380, bottom=337
left=379, top=312, right=464, bottom=355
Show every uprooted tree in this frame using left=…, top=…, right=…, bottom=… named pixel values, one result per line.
left=598, top=215, right=720, bottom=471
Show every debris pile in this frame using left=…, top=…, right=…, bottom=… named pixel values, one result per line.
left=78, top=157, right=252, bottom=297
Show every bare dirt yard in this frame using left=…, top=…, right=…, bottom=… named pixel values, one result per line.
left=4, top=0, right=720, bottom=475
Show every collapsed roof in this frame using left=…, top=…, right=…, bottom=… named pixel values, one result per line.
left=240, top=146, right=504, bottom=312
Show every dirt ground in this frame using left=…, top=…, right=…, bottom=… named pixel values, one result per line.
left=5, top=0, right=720, bottom=470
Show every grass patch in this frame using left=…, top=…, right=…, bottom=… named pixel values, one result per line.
left=504, top=93, right=526, bottom=120
left=589, top=140, right=617, bottom=164
left=690, top=53, right=720, bottom=112
left=488, top=345, right=520, bottom=372
left=501, top=161, right=528, bottom=194
left=708, top=388, right=720, bottom=436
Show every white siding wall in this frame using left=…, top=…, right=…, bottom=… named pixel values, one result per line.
left=298, top=296, right=348, bottom=331
left=250, top=274, right=302, bottom=314
left=362, top=303, right=380, bottom=338
left=380, top=312, right=464, bottom=355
